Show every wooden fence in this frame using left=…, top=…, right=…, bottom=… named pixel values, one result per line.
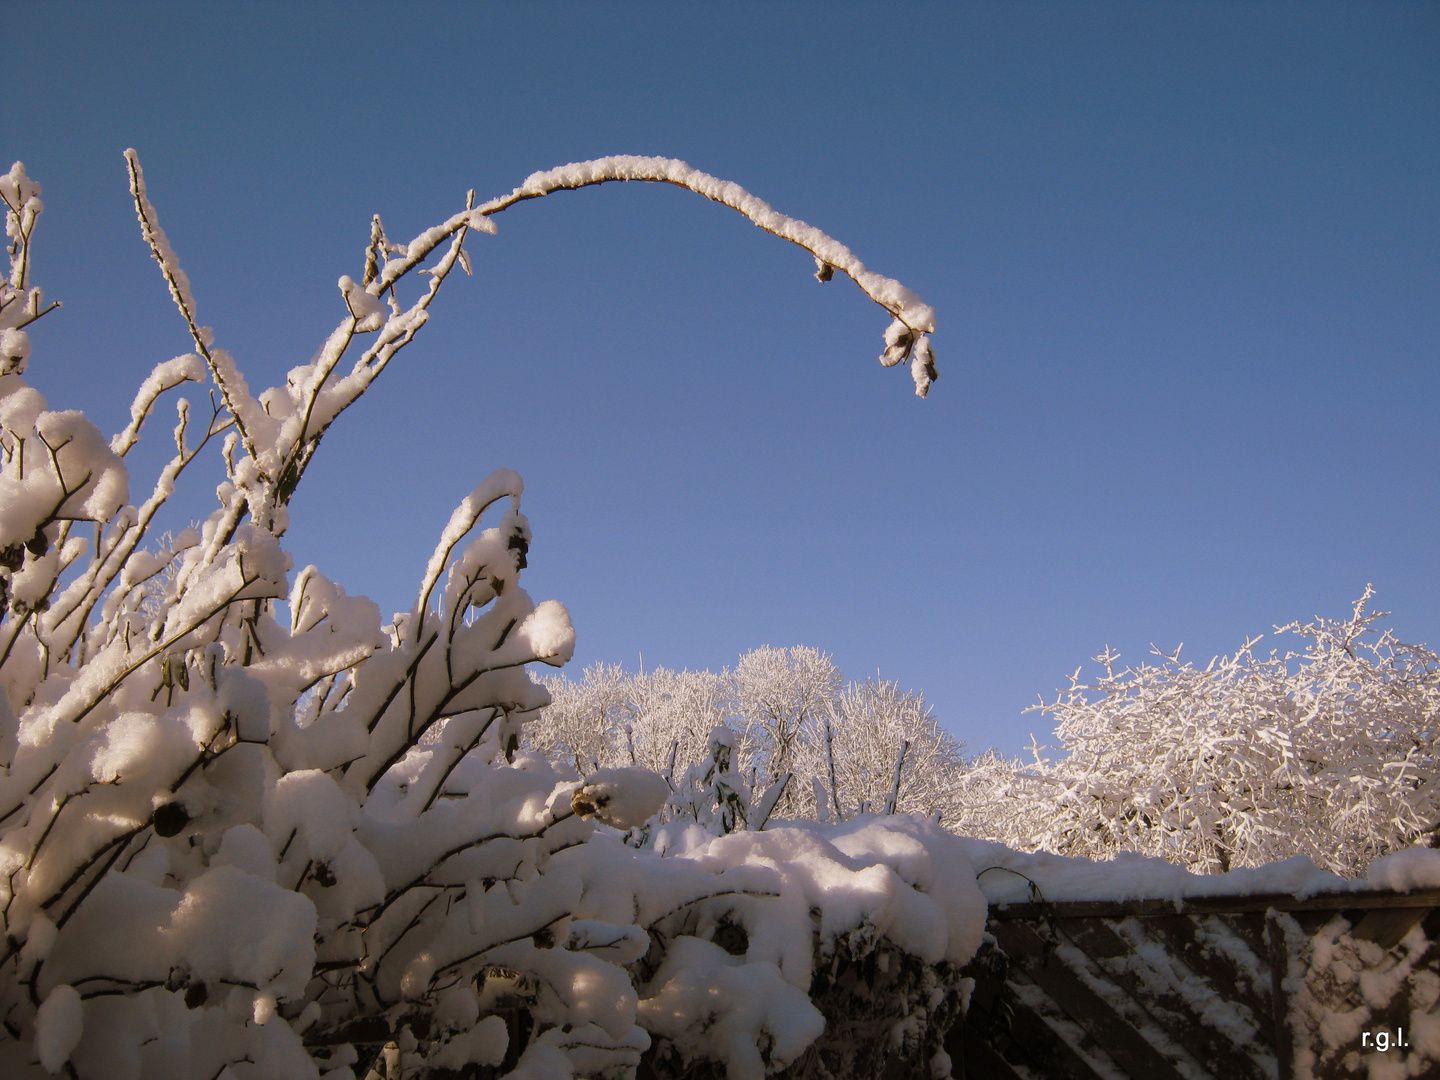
left=948, top=888, right=1440, bottom=1080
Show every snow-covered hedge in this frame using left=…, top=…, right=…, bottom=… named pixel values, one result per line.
left=0, top=156, right=984, bottom=1079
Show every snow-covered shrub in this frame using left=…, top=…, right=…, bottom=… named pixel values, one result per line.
left=633, top=816, right=984, bottom=1080
left=949, top=589, right=1440, bottom=876
left=528, top=647, right=968, bottom=830
left=0, top=155, right=982, bottom=1079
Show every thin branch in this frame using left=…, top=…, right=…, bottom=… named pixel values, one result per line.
left=124, top=150, right=263, bottom=464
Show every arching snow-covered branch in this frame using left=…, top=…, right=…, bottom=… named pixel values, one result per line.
left=380, top=155, right=941, bottom=397
left=487, top=156, right=936, bottom=332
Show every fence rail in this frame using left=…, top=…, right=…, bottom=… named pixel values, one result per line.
left=948, top=889, right=1440, bottom=1080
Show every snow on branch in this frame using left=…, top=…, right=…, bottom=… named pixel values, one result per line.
left=484, top=156, right=940, bottom=396
left=0, top=162, right=61, bottom=373
left=121, top=149, right=943, bottom=542
left=124, top=150, right=269, bottom=466
left=370, top=155, right=941, bottom=397
left=492, top=156, right=935, bottom=330
left=0, top=155, right=975, bottom=1080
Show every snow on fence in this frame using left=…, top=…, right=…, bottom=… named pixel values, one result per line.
left=951, top=887, right=1440, bottom=1080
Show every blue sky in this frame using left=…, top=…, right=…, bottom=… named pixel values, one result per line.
left=10, top=2, right=1438, bottom=757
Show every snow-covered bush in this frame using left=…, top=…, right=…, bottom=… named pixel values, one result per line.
left=527, top=646, right=968, bottom=831
left=0, top=155, right=984, bottom=1079
left=950, top=589, right=1440, bottom=876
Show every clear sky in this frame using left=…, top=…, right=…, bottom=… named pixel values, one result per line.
left=9, top=2, right=1438, bottom=757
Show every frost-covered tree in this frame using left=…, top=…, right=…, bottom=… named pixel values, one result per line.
left=529, top=647, right=967, bottom=831
left=0, top=156, right=985, bottom=1080
left=823, top=676, right=966, bottom=823
left=948, top=589, right=1440, bottom=876
left=732, top=647, right=843, bottom=820
left=523, top=662, right=633, bottom=778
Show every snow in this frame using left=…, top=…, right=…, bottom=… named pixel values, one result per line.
left=413, top=469, right=524, bottom=624
left=427, top=1014, right=507, bottom=1069
left=566, top=918, right=650, bottom=964
left=264, top=769, right=358, bottom=865
left=959, top=836, right=1440, bottom=910
left=87, top=710, right=194, bottom=785
left=648, top=815, right=989, bottom=981
left=10, top=542, right=59, bottom=606
left=336, top=275, right=387, bottom=332
left=215, top=662, right=273, bottom=742
left=811, top=777, right=832, bottom=823
left=910, top=334, right=938, bottom=398
left=0, top=328, right=30, bottom=372
left=176, top=867, right=318, bottom=997
left=124, top=150, right=201, bottom=329
left=570, top=766, right=672, bottom=828
left=1006, top=979, right=1129, bottom=1080
left=966, top=838, right=1323, bottom=906
left=637, top=935, right=825, bottom=1080
left=1363, top=846, right=1440, bottom=893
left=880, top=317, right=913, bottom=366
left=0, top=376, right=45, bottom=432
left=0, top=410, right=128, bottom=546
left=111, top=352, right=207, bottom=456
left=515, top=598, right=576, bottom=666
left=535, top=1021, right=649, bottom=1076
left=504, top=1043, right=573, bottom=1080
left=35, top=984, right=83, bottom=1074
left=1280, top=909, right=1440, bottom=1079
left=211, top=824, right=277, bottom=881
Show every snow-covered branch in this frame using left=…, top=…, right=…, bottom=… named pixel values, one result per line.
left=480, top=156, right=940, bottom=396
left=489, top=156, right=934, bottom=326
left=0, top=156, right=975, bottom=1080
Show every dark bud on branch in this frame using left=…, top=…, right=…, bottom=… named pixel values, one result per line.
left=507, top=530, right=529, bottom=570
left=153, top=802, right=190, bottom=837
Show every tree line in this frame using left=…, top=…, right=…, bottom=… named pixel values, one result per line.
left=530, top=593, right=1440, bottom=878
